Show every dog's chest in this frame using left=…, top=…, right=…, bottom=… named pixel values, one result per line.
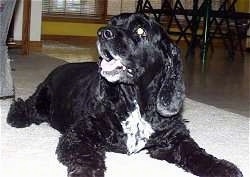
left=121, top=101, right=154, bottom=154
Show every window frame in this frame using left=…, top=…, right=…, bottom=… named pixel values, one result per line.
left=42, top=0, right=162, bottom=23
left=42, top=0, right=108, bottom=23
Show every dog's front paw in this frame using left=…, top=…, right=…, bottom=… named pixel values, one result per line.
left=7, top=98, right=31, bottom=128
left=207, top=159, right=243, bottom=177
left=68, top=166, right=104, bottom=177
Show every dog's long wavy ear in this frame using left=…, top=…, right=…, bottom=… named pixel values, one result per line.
left=156, top=42, right=185, bottom=117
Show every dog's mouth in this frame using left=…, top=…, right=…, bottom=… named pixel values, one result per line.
left=102, top=49, right=114, bottom=61
left=97, top=42, right=133, bottom=83
left=99, top=54, right=129, bottom=83
left=100, top=57, right=126, bottom=75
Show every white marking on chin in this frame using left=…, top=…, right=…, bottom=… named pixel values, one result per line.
left=101, top=72, right=121, bottom=82
left=122, top=101, right=154, bottom=154
left=100, top=59, right=123, bottom=82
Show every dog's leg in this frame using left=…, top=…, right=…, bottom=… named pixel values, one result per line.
left=147, top=128, right=243, bottom=177
left=56, top=119, right=106, bottom=177
left=7, top=83, right=50, bottom=128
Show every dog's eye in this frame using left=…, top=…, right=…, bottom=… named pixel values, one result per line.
left=136, top=27, right=147, bottom=37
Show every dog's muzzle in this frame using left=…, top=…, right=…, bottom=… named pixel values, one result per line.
left=97, top=27, right=133, bottom=83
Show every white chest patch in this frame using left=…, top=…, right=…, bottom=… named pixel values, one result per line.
left=121, top=102, right=154, bottom=154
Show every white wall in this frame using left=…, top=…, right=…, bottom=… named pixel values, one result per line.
left=13, top=0, right=42, bottom=41
left=13, top=0, right=23, bottom=41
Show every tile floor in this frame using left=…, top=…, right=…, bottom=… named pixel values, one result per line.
left=8, top=40, right=250, bottom=117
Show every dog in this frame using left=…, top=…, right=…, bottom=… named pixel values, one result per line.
left=7, top=13, right=243, bottom=177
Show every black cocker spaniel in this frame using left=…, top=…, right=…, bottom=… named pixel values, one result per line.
left=7, top=13, right=243, bottom=177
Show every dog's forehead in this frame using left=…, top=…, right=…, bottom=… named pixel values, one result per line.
left=109, top=14, right=150, bottom=29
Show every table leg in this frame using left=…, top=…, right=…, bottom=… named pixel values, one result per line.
left=201, top=0, right=211, bottom=63
left=187, top=0, right=200, bottom=58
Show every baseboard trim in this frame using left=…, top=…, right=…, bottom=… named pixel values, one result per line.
left=9, top=40, right=42, bottom=52
left=41, top=35, right=97, bottom=46
left=246, top=38, right=250, bottom=48
left=40, top=35, right=247, bottom=50
left=29, top=41, right=43, bottom=52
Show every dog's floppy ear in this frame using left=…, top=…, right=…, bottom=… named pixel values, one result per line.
left=156, top=42, right=185, bottom=117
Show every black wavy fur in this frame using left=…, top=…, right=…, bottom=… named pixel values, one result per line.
left=7, top=13, right=243, bottom=177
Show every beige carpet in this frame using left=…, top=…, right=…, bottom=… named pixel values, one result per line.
left=42, top=40, right=98, bottom=63
left=1, top=96, right=249, bottom=177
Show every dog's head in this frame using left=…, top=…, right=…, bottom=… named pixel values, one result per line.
left=97, top=13, right=185, bottom=116
left=97, top=13, right=165, bottom=84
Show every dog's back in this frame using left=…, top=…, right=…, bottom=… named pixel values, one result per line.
left=7, top=62, right=99, bottom=132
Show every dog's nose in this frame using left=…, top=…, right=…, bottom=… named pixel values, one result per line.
left=97, top=27, right=115, bottom=40
left=103, top=29, right=114, bottom=39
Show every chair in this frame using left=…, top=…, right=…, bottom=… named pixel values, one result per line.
left=0, top=0, right=16, bottom=98
left=209, top=0, right=250, bottom=59
left=136, top=0, right=250, bottom=60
